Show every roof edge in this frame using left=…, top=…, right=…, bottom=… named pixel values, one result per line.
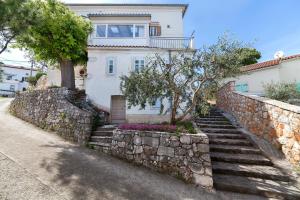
left=66, top=3, right=189, bottom=17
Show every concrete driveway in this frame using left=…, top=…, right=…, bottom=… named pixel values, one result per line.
left=0, top=98, right=264, bottom=200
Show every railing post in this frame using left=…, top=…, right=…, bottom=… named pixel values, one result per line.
left=190, top=37, right=194, bottom=49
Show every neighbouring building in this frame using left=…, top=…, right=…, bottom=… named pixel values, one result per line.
left=225, top=54, right=300, bottom=95
left=64, top=3, right=194, bottom=123
left=0, top=64, right=37, bottom=96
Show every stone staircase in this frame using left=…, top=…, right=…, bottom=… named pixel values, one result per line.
left=88, top=125, right=116, bottom=153
left=196, top=109, right=300, bottom=199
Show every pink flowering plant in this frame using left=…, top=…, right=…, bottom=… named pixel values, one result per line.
left=118, top=124, right=177, bottom=133
left=118, top=121, right=196, bottom=134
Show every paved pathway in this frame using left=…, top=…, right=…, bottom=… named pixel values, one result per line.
left=0, top=98, right=265, bottom=200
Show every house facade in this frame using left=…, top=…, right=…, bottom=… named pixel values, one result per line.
left=67, top=3, right=194, bottom=123
left=0, top=64, right=37, bottom=96
left=225, top=54, right=300, bottom=95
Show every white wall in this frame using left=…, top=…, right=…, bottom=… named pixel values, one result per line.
left=86, top=48, right=170, bottom=115
left=224, top=58, right=300, bottom=94
left=279, top=59, right=300, bottom=83
left=68, top=5, right=185, bottom=47
left=47, top=67, right=85, bottom=90
left=0, top=66, right=37, bottom=95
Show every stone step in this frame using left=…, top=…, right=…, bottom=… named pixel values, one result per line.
left=89, top=141, right=111, bottom=147
left=96, top=127, right=115, bottom=131
left=197, top=118, right=228, bottom=121
left=90, top=136, right=112, bottom=143
left=212, top=162, right=290, bottom=181
left=199, top=114, right=224, bottom=117
left=207, top=133, right=246, bottom=139
left=211, top=152, right=273, bottom=166
left=197, top=123, right=236, bottom=129
left=92, top=131, right=113, bottom=137
left=213, top=174, right=300, bottom=199
left=210, top=144, right=261, bottom=154
left=200, top=128, right=242, bottom=134
left=196, top=120, right=231, bottom=125
left=209, top=138, right=252, bottom=146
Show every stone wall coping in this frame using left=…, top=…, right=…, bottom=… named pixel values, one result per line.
left=115, top=129, right=208, bottom=138
left=233, top=91, right=300, bottom=114
left=20, top=88, right=92, bottom=116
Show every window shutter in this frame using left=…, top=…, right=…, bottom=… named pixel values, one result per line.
left=156, top=26, right=161, bottom=36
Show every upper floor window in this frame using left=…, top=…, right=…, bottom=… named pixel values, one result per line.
left=135, top=25, right=145, bottom=37
left=95, top=24, right=145, bottom=38
left=96, top=25, right=106, bottom=37
left=149, top=25, right=161, bottom=36
left=106, top=57, right=116, bottom=75
left=108, top=25, right=133, bottom=37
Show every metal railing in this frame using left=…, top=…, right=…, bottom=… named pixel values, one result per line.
left=149, top=37, right=194, bottom=49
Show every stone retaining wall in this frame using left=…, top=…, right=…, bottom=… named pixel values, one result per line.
left=9, top=88, right=93, bottom=145
left=217, top=81, right=300, bottom=165
left=97, top=129, right=213, bottom=189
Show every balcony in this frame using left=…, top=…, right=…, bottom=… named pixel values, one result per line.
left=149, top=37, right=195, bottom=49
left=88, top=36, right=195, bottom=50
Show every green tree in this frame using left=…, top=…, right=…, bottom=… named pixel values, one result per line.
left=0, top=0, right=37, bottom=54
left=16, top=0, right=92, bottom=89
left=120, top=36, right=261, bottom=124
left=236, top=47, right=261, bottom=66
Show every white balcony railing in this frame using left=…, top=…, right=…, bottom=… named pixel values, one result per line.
left=149, top=37, right=194, bottom=49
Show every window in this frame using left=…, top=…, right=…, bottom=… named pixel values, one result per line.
left=149, top=26, right=161, bottom=36
left=95, top=24, right=145, bottom=38
left=135, top=25, right=145, bottom=37
left=151, top=99, right=161, bottom=109
left=134, top=58, right=145, bottom=72
left=106, top=57, right=116, bottom=75
left=9, top=85, right=15, bottom=91
left=6, top=75, right=13, bottom=80
left=235, top=83, right=249, bottom=92
left=108, top=25, right=133, bottom=37
left=96, top=25, right=106, bottom=37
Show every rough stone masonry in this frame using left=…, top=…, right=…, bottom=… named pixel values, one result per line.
left=217, top=81, right=300, bottom=166
left=9, top=88, right=93, bottom=145
left=98, top=129, right=213, bottom=189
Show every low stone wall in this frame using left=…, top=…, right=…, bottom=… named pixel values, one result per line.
left=217, top=81, right=300, bottom=165
left=97, top=129, right=213, bottom=189
left=9, top=88, right=93, bottom=145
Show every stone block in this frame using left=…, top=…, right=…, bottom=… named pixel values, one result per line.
left=180, top=135, right=191, bottom=144
left=133, top=135, right=142, bottom=145
left=142, top=136, right=159, bottom=147
left=197, top=144, right=209, bottom=153
left=157, top=146, right=175, bottom=157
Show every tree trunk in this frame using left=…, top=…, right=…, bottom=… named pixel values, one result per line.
left=60, top=59, right=75, bottom=90
left=170, top=94, right=179, bottom=125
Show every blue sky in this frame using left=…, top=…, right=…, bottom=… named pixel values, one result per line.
left=1, top=0, right=300, bottom=66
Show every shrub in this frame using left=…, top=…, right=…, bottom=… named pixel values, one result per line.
left=263, top=82, right=300, bottom=102
left=27, top=72, right=47, bottom=86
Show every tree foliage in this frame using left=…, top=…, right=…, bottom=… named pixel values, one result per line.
left=120, top=35, right=261, bottom=123
left=0, top=0, right=37, bottom=54
left=16, top=0, right=92, bottom=89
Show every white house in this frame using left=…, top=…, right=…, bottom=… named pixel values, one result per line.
left=0, top=64, right=37, bottom=96
left=225, top=53, right=300, bottom=95
left=66, top=3, right=194, bottom=123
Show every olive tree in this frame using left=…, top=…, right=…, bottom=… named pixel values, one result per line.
left=16, top=0, right=92, bottom=89
left=120, top=36, right=261, bottom=124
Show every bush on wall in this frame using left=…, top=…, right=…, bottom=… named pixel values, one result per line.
left=263, top=82, right=300, bottom=103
